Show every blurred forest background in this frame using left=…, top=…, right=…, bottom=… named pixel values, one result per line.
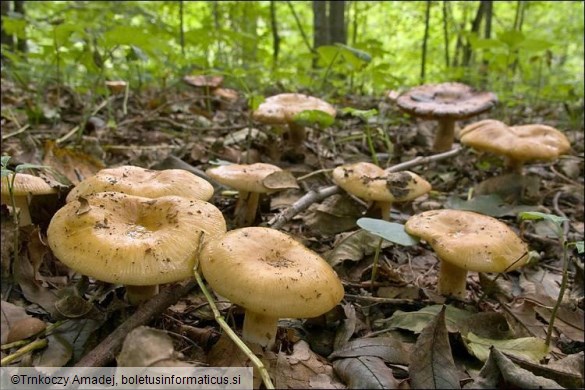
left=1, top=1, right=583, bottom=106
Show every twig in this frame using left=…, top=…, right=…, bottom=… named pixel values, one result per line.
left=74, top=280, right=197, bottom=367
left=268, top=145, right=463, bottom=229
left=193, top=271, right=274, bottom=389
left=1, top=339, right=48, bottom=366
left=2, top=124, right=30, bottom=140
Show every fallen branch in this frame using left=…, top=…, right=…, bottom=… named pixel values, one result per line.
left=74, top=280, right=197, bottom=367
left=268, top=145, right=463, bottom=229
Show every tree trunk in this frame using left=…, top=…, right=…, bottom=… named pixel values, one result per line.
left=480, top=0, right=492, bottom=86
left=312, top=0, right=328, bottom=69
left=329, top=0, right=346, bottom=44
left=269, top=0, right=280, bottom=71
left=179, top=0, right=185, bottom=56
left=1, top=1, right=13, bottom=54
left=442, top=1, right=450, bottom=69
left=462, top=0, right=487, bottom=67
left=14, top=1, right=26, bottom=53
left=421, top=1, right=431, bottom=83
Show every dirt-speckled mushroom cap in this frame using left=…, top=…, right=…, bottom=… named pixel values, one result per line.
left=206, top=163, right=284, bottom=193
left=200, top=227, right=344, bottom=318
left=1, top=173, right=56, bottom=198
left=332, top=162, right=431, bottom=202
left=396, top=82, right=497, bottom=120
left=48, top=192, right=226, bottom=286
left=253, top=93, right=336, bottom=125
left=460, top=119, right=571, bottom=163
left=405, top=209, right=528, bottom=273
left=65, top=166, right=214, bottom=203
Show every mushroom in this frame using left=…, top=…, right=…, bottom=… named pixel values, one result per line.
left=66, top=165, right=214, bottom=203
left=459, top=119, right=571, bottom=174
left=253, top=93, right=336, bottom=155
left=332, top=162, right=431, bottom=221
left=183, top=75, right=238, bottom=109
left=404, top=209, right=529, bottom=299
left=47, top=192, right=226, bottom=304
left=396, top=82, right=497, bottom=152
left=206, top=163, right=298, bottom=227
left=199, top=227, right=344, bottom=348
left=105, top=80, right=128, bottom=94
left=1, top=173, right=57, bottom=226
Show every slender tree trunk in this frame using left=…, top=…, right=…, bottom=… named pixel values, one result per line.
left=510, top=0, right=526, bottom=76
left=480, top=0, right=492, bottom=86
left=179, top=0, right=185, bottom=56
left=463, top=0, right=487, bottom=67
left=351, top=0, right=359, bottom=46
left=421, top=1, right=431, bottom=83
left=1, top=1, right=13, bottom=54
left=329, top=0, right=346, bottom=44
left=14, top=1, right=26, bottom=53
left=312, top=0, right=328, bottom=68
left=269, top=0, right=280, bottom=71
left=442, top=1, right=450, bottom=69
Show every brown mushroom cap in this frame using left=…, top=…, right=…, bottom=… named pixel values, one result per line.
left=332, top=162, right=431, bottom=203
left=105, top=80, right=128, bottom=94
left=65, top=166, right=214, bottom=203
left=253, top=93, right=336, bottom=125
left=206, top=163, right=285, bottom=193
left=200, top=227, right=344, bottom=318
left=396, top=82, right=497, bottom=120
left=48, top=192, right=226, bottom=286
left=405, top=209, right=528, bottom=273
left=460, top=119, right=571, bottom=164
left=183, top=75, right=224, bottom=89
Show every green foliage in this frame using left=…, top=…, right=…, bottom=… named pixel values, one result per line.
left=0, top=1, right=582, bottom=102
left=357, top=218, right=419, bottom=246
left=292, top=110, right=335, bottom=129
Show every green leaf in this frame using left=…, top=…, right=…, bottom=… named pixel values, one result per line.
left=376, top=305, right=473, bottom=333
left=292, top=110, right=335, bottom=129
left=341, top=107, right=379, bottom=120
left=445, top=194, right=537, bottom=217
left=1, top=156, right=11, bottom=168
left=574, top=241, right=584, bottom=254
left=464, top=332, right=548, bottom=362
left=336, top=43, right=372, bottom=62
left=316, top=45, right=340, bottom=67
left=15, top=163, right=48, bottom=173
left=248, top=94, right=265, bottom=111
left=518, top=38, right=553, bottom=52
left=357, top=218, right=419, bottom=246
left=497, top=30, right=526, bottom=49
left=518, top=211, right=568, bottom=225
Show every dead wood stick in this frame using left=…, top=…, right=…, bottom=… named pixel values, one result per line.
left=268, top=145, right=463, bottom=229
left=74, top=280, right=197, bottom=367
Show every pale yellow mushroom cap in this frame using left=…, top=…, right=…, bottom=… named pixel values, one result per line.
left=48, top=192, right=226, bottom=286
left=405, top=209, right=529, bottom=273
left=460, top=119, right=571, bottom=163
left=206, top=163, right=287, bottom=193
left=200, top=227, right=344, bottom=318
left=332, top=162, right=431, bottom=203
left=1, top=173, right=56, bottom=197
left=253, top=93, right=336, bottom=125
left=65, top=166, right=214, bottom=203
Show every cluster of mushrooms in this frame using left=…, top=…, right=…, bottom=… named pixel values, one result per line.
left=3, top=82, right=573, bottom=350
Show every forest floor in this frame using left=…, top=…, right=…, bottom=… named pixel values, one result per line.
left=1, top=78, right=584, bottom=389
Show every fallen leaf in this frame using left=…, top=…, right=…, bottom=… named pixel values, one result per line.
left=117, top=326, right=186, bottom=367
left=376, top=304, right=472, bottom=334
left=409, top=306, right=461, bottom=389
left=326, top=230, right=392, bottom=267
left=263, top=170, right=299, bottom=190
left=333, top=356, right=398, bottom=389
left=329, top=336, right=410, bottom=365
left=463, top=332, right=548, bottom=362
left=1, top=301, right=38, bottom=344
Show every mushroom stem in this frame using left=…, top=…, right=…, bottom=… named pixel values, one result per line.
left=125, top=285, right=159, bottom=305
left=433, top=119, right=456, bottom=152
left=437, top=260, right=468, bottom=299
left=11, top=196, right=32, bottom=226
left=288, top=122, right=306, bottom=149
left=504, top=157, right=525, bottom=174
left=242, top=311, right=279, bottom=348
left=375, top=201, right=393, bottom=221
left=235, top=191, right=260, bottom=227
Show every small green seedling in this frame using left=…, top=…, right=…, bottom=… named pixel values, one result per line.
left=357, top=217, right=419, bottom=289
left=519, top=211, right=583, bottom=347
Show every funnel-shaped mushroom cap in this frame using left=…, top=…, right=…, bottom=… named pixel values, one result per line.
left=48, top=192, right=226, bottom=286
left=332, top=162, right=431, bottom=202
left=206, top=163, right=293, bottom=193
left=405, top=209, right=528, bottom=273
left=460, top=119, right=571, bottom=163
left=66, top=166, right=214, bottom=202
left=1, top=173, right=56, bottom=197
left=396, top=82, right=497, bottom=120
left=253, top=93, right=336, bottom=125
left=200, top=227, right=344, bottom=318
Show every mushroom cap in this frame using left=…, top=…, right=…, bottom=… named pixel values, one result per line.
left=332, top=162, right=431, bottom=203
left=460, top=119, right=571, bottom=163
left=48, top=192, right=226, bottom=286
left=200, top=227, right=344, bottom=318
left=206, top=163, right=285, bottom=193
left=183, top=75, right=224, bottom=89
left=1, top=173, right=56, bottom=197
left=253, top=93, right=336, bottom=125
left=396, top=82, right=497, bottom=120
left=405, top=209, right=528, bottom=273
left=65, top=166, right=214, bottom=203
left=105, top=80, right=127, bottom=94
